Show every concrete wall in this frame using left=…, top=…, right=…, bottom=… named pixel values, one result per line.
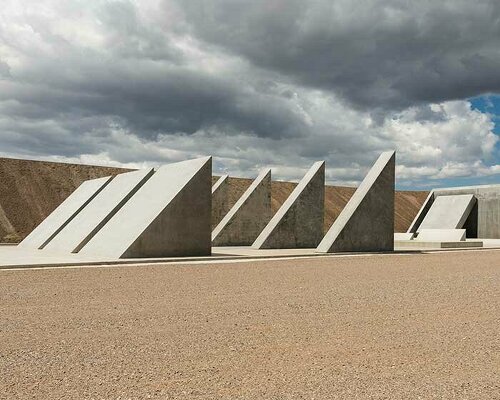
left=408, top=184, right=500, bottom=238
left=211, top=175, right=229, bottom=229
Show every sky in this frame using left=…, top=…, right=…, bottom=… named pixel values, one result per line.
left=0, top=0, right=499, bottom=189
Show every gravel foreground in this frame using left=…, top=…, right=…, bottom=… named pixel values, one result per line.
left=0, top=250, right=499, bottom=399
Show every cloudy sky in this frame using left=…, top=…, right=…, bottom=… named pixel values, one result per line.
left=0, top=0, right=499, bottom=188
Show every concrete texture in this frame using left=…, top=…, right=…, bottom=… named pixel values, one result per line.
left=212, top=175, right=230, bottom=229
left=395, top=240, right=483, bottom=249
left=317, top=151, right=395, bottom=253
left=408, top=184, right=500, bottom=239
left=80, top=157, right=212, bottom=258
left=253, top=161, right=325, bottom=249
left=212, top=169, right=272, bottom=246
left=417, top=229, right=466, bottom=242
left=19, top=176, right=112, bottom=250
left=394, top=232, right=414, bottom=240
left=418, top=194, right=476, bottom=231
left=44, top=169, right=154, bottom=253
left=1, top=250, right=500, bottom=399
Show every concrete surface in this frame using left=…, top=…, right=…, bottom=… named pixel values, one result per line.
left=19, top=175, right=112, bottom=250
left=212, top=175, right=230, bottom=229
left=253, top=161, right=325, bottom=249
left=317, top=151, right=395, bottom=253
left=395, top=240, right=483, bottom=249
left=1, top=250, right=499, bottom=399
left=418, top=194, right=476, bottom=231
left=409, top=184, right=500, bottom=239
left=80, top=157, right=212, bottom=258
left=417, top=229, right=466, bottom=242
left=394, top=232, right=414, bottom=240
left=212, top=169, right=272, bottom=246
left=44, top=169, right=154, bottom=253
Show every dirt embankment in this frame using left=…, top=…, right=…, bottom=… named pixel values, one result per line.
left=1, top=158, right=428, bottom=242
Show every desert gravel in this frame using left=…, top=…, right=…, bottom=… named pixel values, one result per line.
left=0, top=250, right=499, bottom=399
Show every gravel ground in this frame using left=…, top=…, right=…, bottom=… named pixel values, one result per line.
left=0, top=250, right=499, bottom=399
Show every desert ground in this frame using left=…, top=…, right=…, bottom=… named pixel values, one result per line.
left=1, top=249, right=499, bottom=399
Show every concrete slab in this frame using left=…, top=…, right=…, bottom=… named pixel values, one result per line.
left=44, top=169, right=154, bottom=253
left=317, top=151, right=395, bottom=253
left=19, top=175, right=113, bottom=250
left=212, top=169, right=272, bottom=246
left=418, top=194, right=476, bottom=232
left=253, top=161, right=325, bottom=249
left=395, top=240, right=483, bottom=249
left=79, top=157, right=212, bottom=258
left=416, top=229, right=466, bottom=242
left=212, top=175, right=229, bottom=229
left=394, top=232, right=414, bottom=241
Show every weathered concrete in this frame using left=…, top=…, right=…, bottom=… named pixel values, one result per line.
left=408, top=184, right=500, bottom=238
left=252, top=161, right=325, bottom=249
left=212, top=175, right=230, bottom=229
left=19, top=176, right=112, bottom=250
left=79, top=157, right=212, bottom=258
left=317, top=151, right=395, bottom=253
left=212, top=169, right=272, bottom=246
left=44, top=169, right=154, bottom=253
left=417, top=229, right=466, bottom=242
left=395, top=240, right=483, bottom=249
left=417, top=194, right=476, bottom=231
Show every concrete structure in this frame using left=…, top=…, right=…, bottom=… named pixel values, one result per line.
left=417, top=195, right=476, bottom=232
left=212, top=175, right=230, bottom=229
left=408, top=184, right=500, bottom=238
left=212, top=169, right=272, bottom=246
left=394, top=232, right=414, bottom=241
left=44, top=169, right=154, bottom=253
left=395, top=240, right=483, bottom=249
left=317, top=151, right=395, bottom=253
left=252, top=161, right=325, bottom=249
left=416, top=229, right=466, bottom=242
left=79, top=157, right=212, bottom=258
left=19, top=176, right=112, bottom=249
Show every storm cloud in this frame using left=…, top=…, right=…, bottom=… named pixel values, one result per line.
left=0, top=0, right=498, bottom=187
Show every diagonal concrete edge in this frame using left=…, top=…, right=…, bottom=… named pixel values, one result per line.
left=212, top=169, right=272, bottom=246
left=44, top=168, right=155, bottom=253
left=252, top=161, right=325, bottom=249
left=79, top=157, right=212, bottom=258
left=19, top=175, right=113, bottom=250
left=212, top=175, right=230, bottom=229
left=316, top=151, right=395, bottom=253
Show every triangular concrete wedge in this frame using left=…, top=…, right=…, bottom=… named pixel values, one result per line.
left=79, top=157, right=212, bottom=258
left=253, top=161, right=325, bottom=249
left=317, top=151, right=395, bottom=253
left=19, top=175, right=113, bottom=250
left=44, top=168, right=155, bottom=253
left=212, top=169, right=271, bottom=246
left=212, top=175, right=229, bottom=229
left=417, top=194, right=476, bottom=231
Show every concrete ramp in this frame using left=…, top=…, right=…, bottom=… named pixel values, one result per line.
left=79, top=157, right=212, bottom=258
left=212, top=175, right=229, bottom=229
left=417, top=194, right=476, bottom=232
left=19, top=176, right=112, bottom=250
left=253, top=161, right=325, bottom=249
left=212, top=169, right=271, bottom=246
left=417, top=229, right=466, bottom=242
left=44, top=169, right=154, bottom=253
left=317, top=151, right=395, bottom=253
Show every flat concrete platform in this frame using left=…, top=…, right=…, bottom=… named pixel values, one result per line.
left=1, top=240, right=500, bottom=269
left=396, top=240, right=484, bottom=249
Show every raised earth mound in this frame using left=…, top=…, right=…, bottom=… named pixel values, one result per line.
left=0, top=157, right=428, bottom=242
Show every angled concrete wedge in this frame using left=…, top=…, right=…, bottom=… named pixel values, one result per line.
left=253, top=161, right=325, bottom=249
left=417, top=194, right=476, bottom=232
left=44, top=168, right=155, bottom=253
left=19, top=175, right=113, bottom=250
left=212, top=169, right=271, bottom=246
left=212, top=175, right=229, bottom=229
left=317, top=151, right=395, bottom=253
left=79, top=157, right=212, bottom=258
